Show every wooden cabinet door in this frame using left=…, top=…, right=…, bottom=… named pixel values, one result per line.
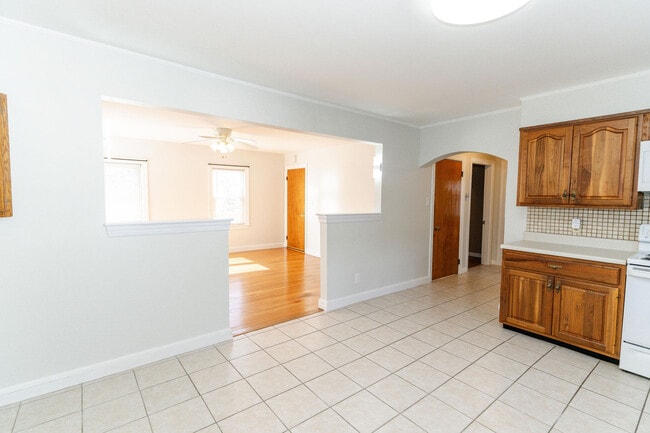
left=517, top=126, right=573, bottom=206
left=552, top=277, right=619, bottom=356
left=500, top=267, right=554, bottom=335
left=571, top=117, right=638, bottom=207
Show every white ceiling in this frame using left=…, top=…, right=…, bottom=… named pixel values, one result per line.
left=2, top=0, right=650, bottom=127
left=101, top=101, right=368, bottom=154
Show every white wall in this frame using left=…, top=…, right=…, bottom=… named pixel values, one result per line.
left=520, top=70, right=650, bottom=127
left=0, top=18, right=429, bottom=404
left=420, top=108, right=525, bottom=245
left=319, top=126, right=431, bottom=308
left=287, top=141, right=381, bottom=257
left=109, top=137, right=286, bottom=251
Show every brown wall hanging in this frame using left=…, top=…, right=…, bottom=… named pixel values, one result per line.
left=0, top=93, right=12, bottom=217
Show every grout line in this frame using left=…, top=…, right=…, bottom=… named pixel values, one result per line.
left=636, top=390, right=650, bottom=433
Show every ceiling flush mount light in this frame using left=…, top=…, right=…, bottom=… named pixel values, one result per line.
left=431, top=0, right=531, bottom=25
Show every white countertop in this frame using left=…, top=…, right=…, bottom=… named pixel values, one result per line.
left=502, top=240, right=635, bottom=265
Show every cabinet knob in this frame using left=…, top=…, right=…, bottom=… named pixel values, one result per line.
left=555, top=281, right=561, bottom=292
left=434, top=226, right=441, bottom=231
left=562, top=190, right=568, bottom=199
left=546, top=280, right=553, bottom=289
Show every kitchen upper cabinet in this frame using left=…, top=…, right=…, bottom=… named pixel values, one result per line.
left=517, top=126, right=572, bottom=206
left=571, top=117, right=638, bottom=207
left=500, top=249, right=625, bottom=359
left=517, top=114, right=641, bottom=209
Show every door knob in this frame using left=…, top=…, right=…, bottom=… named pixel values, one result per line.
left=434, top=226, right=441, bottom=231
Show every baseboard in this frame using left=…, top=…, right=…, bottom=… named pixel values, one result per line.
left=318, top=276, right=430, bottom=311
left=229, top=243, right=285, bottom=253
left=0, top=328, right=233, bottom=407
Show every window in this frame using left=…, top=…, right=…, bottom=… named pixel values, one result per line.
left=210, top=165, right=249, bottom=225
left=104, top=159, right=149, bottom=223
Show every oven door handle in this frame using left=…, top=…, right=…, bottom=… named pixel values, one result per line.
left=627, top=266, right=650, bottom=278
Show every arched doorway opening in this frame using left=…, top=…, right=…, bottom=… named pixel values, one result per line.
left=430, top=152, right=507, bottom=279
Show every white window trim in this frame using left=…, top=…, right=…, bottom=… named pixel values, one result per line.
left=104, top=158, right=149, bottom=223
left=209, top=164, right=250, bottom=226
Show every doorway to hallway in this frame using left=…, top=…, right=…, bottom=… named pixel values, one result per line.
left=430, top=152, right=506, bottom=279
left=468, top=164, right=486, bottom=267
left=228, top=248, right=320, bottom=335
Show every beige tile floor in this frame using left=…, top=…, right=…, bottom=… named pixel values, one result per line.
left=2, top=265, right=650, bottom=433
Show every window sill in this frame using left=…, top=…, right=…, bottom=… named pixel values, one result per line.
left=105, top=219, right=232, bottom=237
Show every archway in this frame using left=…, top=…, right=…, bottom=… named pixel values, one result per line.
left=429, top=152, right=507, bottom=278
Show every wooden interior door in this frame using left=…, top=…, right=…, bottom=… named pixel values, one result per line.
left=432, top=159, right=461, bottom=279
left=287, top=168, right=305, bottom=251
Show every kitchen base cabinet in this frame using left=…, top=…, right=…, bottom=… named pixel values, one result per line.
left=500, top=249, right=625, bottom=359
left=501, top=268, right=553, bottom=335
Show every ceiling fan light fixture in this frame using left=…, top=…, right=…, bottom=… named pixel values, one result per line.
left=210, top=140, right=232, bottom=154
left=431, top=0, right=531, bottom=25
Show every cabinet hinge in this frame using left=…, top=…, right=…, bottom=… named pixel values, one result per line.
left=286, top=235, right=288, bottom=240
left=286, top=176, right=288, bottom=180
left=458, top=259, right=460, bottom=264
left=461, top=171, right=464, bottom=178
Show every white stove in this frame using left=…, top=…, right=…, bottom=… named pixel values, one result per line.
left=626, top=224, right=650, bottom=265
left=626, top=250, right=650, bottom=265
left=620, top=224, right=650, bottom=378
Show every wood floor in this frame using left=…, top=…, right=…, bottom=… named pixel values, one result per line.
left=229, top=248, right=321, bottom=335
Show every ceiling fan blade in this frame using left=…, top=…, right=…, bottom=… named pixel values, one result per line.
left=234, top=139, right=258, bottom=150
left=198, top=135, right=217, bottom=139
left=232, top=137, right=256, bottom=145
left=184, top=138, right=214, bottom=144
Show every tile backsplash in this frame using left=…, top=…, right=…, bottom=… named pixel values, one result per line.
left=526, top=194, right=650, bottom=241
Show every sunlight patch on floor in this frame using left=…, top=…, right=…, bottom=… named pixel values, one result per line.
left=229, top=263, right=269, bottom=275
left=229, top=257, right=253, bottom=265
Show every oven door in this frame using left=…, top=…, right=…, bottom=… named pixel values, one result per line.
left=622, top=265, right=650, bottom=348
left=620, top=265, right=650, bottom=377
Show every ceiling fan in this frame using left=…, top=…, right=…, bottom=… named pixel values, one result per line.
left=190, top=127, right=258, bottom=154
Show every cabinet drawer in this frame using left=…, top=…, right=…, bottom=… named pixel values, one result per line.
left=502, top=250, right=623, bottom=286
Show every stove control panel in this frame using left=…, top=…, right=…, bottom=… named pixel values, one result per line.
left=640, top=224, right=650, bottom=243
